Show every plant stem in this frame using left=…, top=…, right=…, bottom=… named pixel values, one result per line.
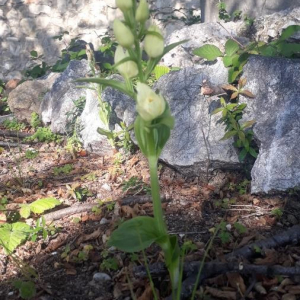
left=148, top=156, right=166, bottom=235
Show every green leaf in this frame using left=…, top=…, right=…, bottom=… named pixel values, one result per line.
left=279, top=25, right=300, bottom=41
left=20, top=205, right=31, bottom=219
left=228, top=68, right=240, bottom=83
left=238, top=148, right=248, bottom=161
left=97, top=127, right=114, bottom=139
left=30, top=50, right=38, bottom=58
left=193, top=44, right=223, bottom=61
left=259, top=45, right=278, bottom=57
left=220, top=130, right=237, bottom=140
left=0, top=222, right=31, bottom=253
left=248, top=147, right=258, bottom=158
left=220, top=97, right=226, bottom=106
left=13, top=280, right=36, bottom=299
left=238, top=130, right=245, bottom=142
left=134, top=116, right=149, bottom=157
left=225, top=39, right=240, bottom=56
left=108, top=216, right=160, bottom=252
left=211, top=107, right=223, bottom=115
left=276, top=42, right=300, bottom=57
left=29, top=197, right=60, bottom=214
left=226, top=103, right=238, bottom=110
left=75, top=78, right=136, bottom=99
left=153, top=65, right=170, bottom=80
left=241, top=120, right=256, bottom=129
left=223, top=56, right=233, bottom=67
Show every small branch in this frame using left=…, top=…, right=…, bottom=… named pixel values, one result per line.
left=0, top=130, right=32, bottom=138
left=43, top=195, right=168, bottom=221
left=217, top=22, right=245, bottom=49
left=0, top=141, right=27, bottom=148
left=134, top=225, right=300, bottom=299
left=201, top=127, right=211, bottom=183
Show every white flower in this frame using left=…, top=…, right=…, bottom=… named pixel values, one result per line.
left=136, top=83, right=166, bottom=121
left=144, top=25, right=164, bottom=58
left=136, top=0, right=149, bottom=23
left=116, top=0, right=132, bottom=12
left=114, top=45, right=138, bottom=78
left=113, top=19, right=134, bottom=48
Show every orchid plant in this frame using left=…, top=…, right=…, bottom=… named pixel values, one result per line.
left=77, top=0, right=187, bottom=296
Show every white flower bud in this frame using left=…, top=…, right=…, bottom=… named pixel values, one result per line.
left=136, top=0, right=149, bottom=23
left=113, top=19, right=134, bottom=48
left=116, top=0, right=132, bottom=12
left=144, top=25, right=164, bottom=58
left=136, top=83, right=166, bottom=121
left=114, top=45, right=138, bottom=78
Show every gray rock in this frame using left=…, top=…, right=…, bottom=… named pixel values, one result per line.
left=155, top=63, right=241, bottom=176
left=100, top=218, right=109, bottom=225
left=79, top=75, right=135, bottom=155
left=41, top=60, right=90, bottom=133
left=162, top=21, right=249, bottom=68
left=93, top=272, right=111, bottom=282
left=7, top=73, right=59, bottom=122
left=240, top=56, right=300, bottom=193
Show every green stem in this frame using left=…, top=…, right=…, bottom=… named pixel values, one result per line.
left=134, top=39, right=144, bottom=82
left=148, top=156, right=166, bottom=235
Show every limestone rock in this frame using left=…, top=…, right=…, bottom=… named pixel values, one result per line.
left=154, top=63, right=241, bottom=176
left=240, top=56, right=300, bottom=193
left=7, top=73, right=59, bottom=122
left=41, top=60, right=90, bottom=134
left=162, top=21, right=249, bottom=68
left=79, top=75, right=135, bottom=155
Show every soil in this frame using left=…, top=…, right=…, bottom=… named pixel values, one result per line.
left=0, top=131, right=300, bottom=300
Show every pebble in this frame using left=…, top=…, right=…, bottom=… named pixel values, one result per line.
left=93, top=272, right=111, bottom=282
left=101, top=183, right=112, bottom=192
left=100, top=217, right=109, bottom=225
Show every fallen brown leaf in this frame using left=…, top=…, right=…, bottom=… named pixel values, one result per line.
left=76, top=228, right=101, bottom=245
left=206, top=286, right=236, bottom=300
left=227, top=272, right=246, bottom=294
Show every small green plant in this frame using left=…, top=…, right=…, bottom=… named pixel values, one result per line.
left=13, top=280, right=36, bottom=299
left=0, top=81, right=10, bottom=114
left=0, top=198, right=60, bottom=254
left=25, top=127, right=62, bottom=143
left=25, top=50, right=49, bottom=79
left=193, top=25, right=300, bottom=83
left=30, top=112, right=42, bottom=130
left=233, top=222, right=247, bottom=234
left=75, top=245, right=93, bottom=263
left=51, top=33, right=87, bottom=73
left=218, top=221, right=232, bottom=244
left=215, top=197, right=236, bottom=209
left=217, top=1, right=231, bottom=22
left=81, top=172, right=97, bottom=182
left=271, top=208, right=283, bottom=219
left=25, top=149, right=39, bottom=160
left=53, top=164, right=73, bottom=176
left=74, top=187, right=92, bottom=202
left=3, top=118, right=26, bottom=131
left=237, top=179, right=250, bottom=195
left=65, top=96, right=86, bottom=133
left=122, top=176, right=151, bottom=195
left=212, top=95, right=257, bottom=161
left=0, top=196, right=8, bottom=211
left=19, top=198, right=61, bottom=219
left=30, top=216, right=57, bottom=242
left=100, top=249, right=119, bottom=271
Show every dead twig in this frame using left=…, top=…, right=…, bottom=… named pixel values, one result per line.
left=133, top=225, right=300, bottom=299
